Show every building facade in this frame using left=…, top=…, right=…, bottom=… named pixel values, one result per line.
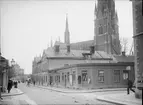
left=131, top=0, right=143, bottom=99
left=32, top=45, right=135, bottom=89
left=32, top=0, right=134, bottom=89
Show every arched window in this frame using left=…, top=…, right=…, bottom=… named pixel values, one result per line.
left=99, top=25, right=103, bottom=35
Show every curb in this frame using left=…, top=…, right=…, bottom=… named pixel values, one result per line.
left=96, top=96, right=125, bottom=105
left=96, top=96, right=141, bottom=105
left=35, top=85, right=126, bottom=93
left=1, top=89, right=24, bottom=97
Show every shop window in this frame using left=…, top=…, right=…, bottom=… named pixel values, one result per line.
left=78, top=75, right=81, bottom=84
left=50, top=76, right=53, bottom=85
left=72, top=71, right=76, bottom=82
left=55, top=76, right=56, bottom=82
left=67, top=72, right=69, bottom=82
left=98, top=70, right=104, bottom=82
left=82, top=70, right=88, bottom=82
left=114, top=70, right=120, bottom=83
left=58, top=75, right=60, bottom=83
left=62, top=73, right=64, bottom=81
left=123, top=70, right=128, bottom=80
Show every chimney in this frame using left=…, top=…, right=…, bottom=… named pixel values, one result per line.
left=122, top=51, right=126, bottom=56
left=90, top=46, right=95, bottom=54
left=55, top=45, right=60, bottom=53
left=67, top=45, right=70, bottom=53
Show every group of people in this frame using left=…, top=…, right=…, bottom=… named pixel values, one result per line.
left=7, top=80, right=18, bottom=93
left=26, top=79, right=35, bottom=87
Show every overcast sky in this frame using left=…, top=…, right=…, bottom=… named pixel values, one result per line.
left=1, top=0, right=133, bottom=74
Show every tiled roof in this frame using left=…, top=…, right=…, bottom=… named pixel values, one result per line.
left=70, top=40, right=94, bottom=50
left=43, top=47, right=113, bottom=59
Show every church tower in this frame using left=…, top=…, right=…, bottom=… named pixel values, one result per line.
left=94, top=0, right=121, bottom=55
left=64, top=14, right=70, bottom=45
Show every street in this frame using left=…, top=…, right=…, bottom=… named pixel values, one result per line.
left=14, top=83, right=120, bottom=105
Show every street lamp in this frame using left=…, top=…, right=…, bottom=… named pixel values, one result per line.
left=11, top=59, right=15, bottom=66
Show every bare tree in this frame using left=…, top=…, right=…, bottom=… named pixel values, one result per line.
left=120, top=37, right=129, bottom=53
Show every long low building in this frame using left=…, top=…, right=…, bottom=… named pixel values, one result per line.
left=32, top=45, right=135, bottom=89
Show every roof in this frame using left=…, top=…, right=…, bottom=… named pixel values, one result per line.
left=49, top=62, right=134, bottom=72
left=114, top=55, right=134, bottom=63
left=70, top=40, right=94, bottom=50
left=43, top=47, right=113, bottom=59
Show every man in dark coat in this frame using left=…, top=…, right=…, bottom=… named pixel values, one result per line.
left=7, top=80, right=13, bottom=93
left=127, top=78, right=135, bottom=94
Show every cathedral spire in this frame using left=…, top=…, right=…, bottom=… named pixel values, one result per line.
left=64, top=13, right=70, bottom=44
left=94, top=1, right=97, bottom=16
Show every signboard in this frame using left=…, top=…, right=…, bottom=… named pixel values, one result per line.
left=126, top=66, right=131, bottom=71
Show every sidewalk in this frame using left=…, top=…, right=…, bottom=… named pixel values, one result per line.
left=34, top=84, right=127, bottom=93
left=0, top=87, right=24, bottom=105
left=96, top=92, right=142, bottom=105
left=34, top=84, right=142, bottom=105
left=1, top=87, right=23, bottom=97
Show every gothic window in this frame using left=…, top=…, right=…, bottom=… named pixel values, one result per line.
left=99, top=25, right=103, bottom=35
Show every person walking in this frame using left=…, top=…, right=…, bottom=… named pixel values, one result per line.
left=7, top=80, right=13, bottom=93
left=127, top=78, right=135, bottom=94
left=33, top=81, right=35, bottom=86
left=0, top=85, right=3, bottom=100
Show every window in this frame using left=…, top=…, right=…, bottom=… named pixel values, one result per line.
left=62, top=73, right=64, bottom=81
left=55, top=76, right=57, bottom=83
left=72, top=71, right=76, bottom=82
left=114, top=70, right=120, bottom=83
left=82, top=70, right=88, bottom=82
left=98, top=70, right=104, bottom=82
left=123, top=70, right=128, bottom=80
left=67, top=72, right=69, bottom=82
left=78, top=76, right=81, bottom=84
left=58, top=75, right=60, bottom=83
left=99, top=25, right=103, bottom=35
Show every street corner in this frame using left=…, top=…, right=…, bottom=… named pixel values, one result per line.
left=12, top=93, right=37, bottom=105
left=16, top=88, right=24, bottom=95
left=95, top=93, right=142, bottom=105
left=2, top=88, right=24, bottom=97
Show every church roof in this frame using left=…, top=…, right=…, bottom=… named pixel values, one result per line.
left=43, top=47, right=112, bottom=60
left=70, top=40, right=94, bottom=50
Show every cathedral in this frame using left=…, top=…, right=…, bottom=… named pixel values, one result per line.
left=55, top=0, right=121, bottom=55
left=32, top=0, right=134, bottom=89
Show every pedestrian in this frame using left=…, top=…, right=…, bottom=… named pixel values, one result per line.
left=14, top=81, right=18, bottom=88
left=7, top=80, right=13, bottom=93
left=33, top=81, right=35, bottom=86
left=127, top=78, right=135, bottom=94
left=0, top=85, right=3, bottom=100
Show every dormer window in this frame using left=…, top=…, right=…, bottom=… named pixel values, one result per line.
left=82, top=53, right=92, bottom=60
